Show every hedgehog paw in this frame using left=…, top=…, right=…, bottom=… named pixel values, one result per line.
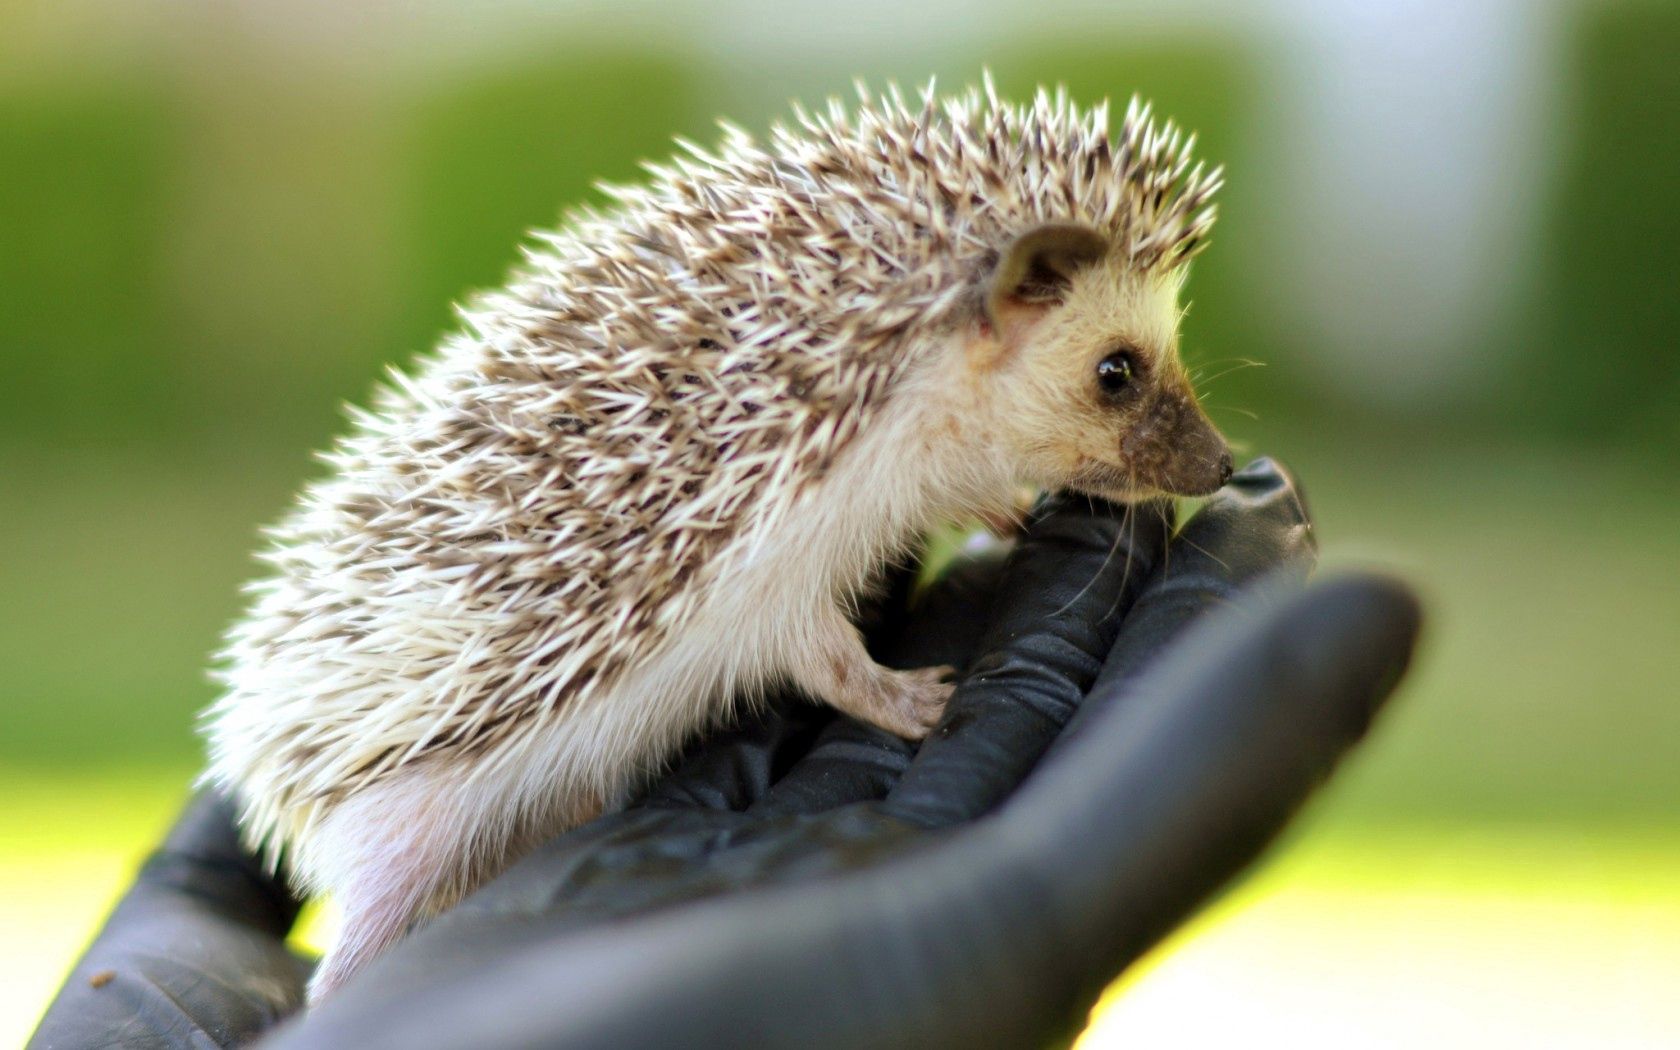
left=862, top=664, right=957, bottom=740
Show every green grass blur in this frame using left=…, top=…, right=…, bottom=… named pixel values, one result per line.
left=3, top=3, right=1676, bottom=1045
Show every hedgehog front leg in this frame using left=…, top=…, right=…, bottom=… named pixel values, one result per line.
left=793, top=607, right=955, bottom=739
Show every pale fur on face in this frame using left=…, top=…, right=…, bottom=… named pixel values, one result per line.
left=962, top=257, right=1208, bottom=502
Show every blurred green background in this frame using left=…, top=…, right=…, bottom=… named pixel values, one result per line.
left=3, top=1, right=1676, bottom=1045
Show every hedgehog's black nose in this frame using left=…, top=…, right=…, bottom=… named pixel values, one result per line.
left=1217, top=450, right=1234, bottom=487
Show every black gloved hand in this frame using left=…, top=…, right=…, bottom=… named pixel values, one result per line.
left=30, top=459, right=1421, bottom=1050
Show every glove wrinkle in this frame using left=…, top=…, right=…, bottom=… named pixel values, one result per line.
left=748, top=716, right=914, bottom=817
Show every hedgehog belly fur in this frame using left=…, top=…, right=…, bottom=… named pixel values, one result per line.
left=207, top=345, right=1015, bottom=996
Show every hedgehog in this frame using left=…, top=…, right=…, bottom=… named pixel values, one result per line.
left=203, top=77, right=1230, bottom=1001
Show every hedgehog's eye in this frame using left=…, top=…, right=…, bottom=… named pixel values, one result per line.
left=1095, top=351, right=1136, bottom=396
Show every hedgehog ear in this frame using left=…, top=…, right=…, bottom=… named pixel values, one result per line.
left=985, top=223, right=1109, bottom=327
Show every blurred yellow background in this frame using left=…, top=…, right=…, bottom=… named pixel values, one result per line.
left=2, top=1, right=1676, bottom=1045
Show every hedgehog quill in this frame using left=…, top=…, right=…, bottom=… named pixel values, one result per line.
left=204, top=79, right=1230, bottom=1001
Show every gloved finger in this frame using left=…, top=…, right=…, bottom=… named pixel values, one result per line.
left=29, top=790, right=309, bottom=1050
left=881, top=495, right=1174, bottom=828
left=1055, top=455, right=1316, bottom=750
left=997, top=573, right=1422, bottom=1029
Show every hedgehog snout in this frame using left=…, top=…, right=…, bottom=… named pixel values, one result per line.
left=1123, top=393, right=1230, bottom=497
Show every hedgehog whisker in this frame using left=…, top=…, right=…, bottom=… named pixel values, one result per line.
left=1172, top=531, right=1233, bottom=575
left=1045, top=489, right=1131, bottom=623
left=1098, top=496, right=1141, bottom=627
left=1205, top=403, right=1259, bottom=422
left=1188, top=358, right=1265, bottom=387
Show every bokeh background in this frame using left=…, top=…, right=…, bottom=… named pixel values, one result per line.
left=3, top=0, right=1676, bottom=1044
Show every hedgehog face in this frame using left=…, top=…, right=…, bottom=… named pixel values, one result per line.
left=973, top=223, right=1231, bottom=501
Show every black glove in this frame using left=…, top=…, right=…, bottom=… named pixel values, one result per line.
left=30, top=458, right=1421, bottom=1050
